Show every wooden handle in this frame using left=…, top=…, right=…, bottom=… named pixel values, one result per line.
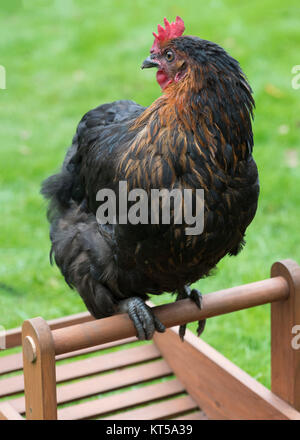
left=51, top=275, right=289, bottom=356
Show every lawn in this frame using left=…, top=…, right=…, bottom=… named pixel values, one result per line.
left=0, top=0, right=299, bottom=389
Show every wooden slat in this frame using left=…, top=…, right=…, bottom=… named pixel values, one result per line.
left=0, top=344, right=160, bottom=397
left=11, top=359, right=172, bottom=414
left=0, top=374, right=24, bottom=397
left=271, top=260, right=300, bottom=410
left=173, top=410, right=208, bottom=420
left=58, top=379, right=185, bottom=420
left=103, top=395, right=197, bottom=420
left=4, top=329, right=24, bottom=350
left=5, top=311, right=93, bottom=349
left=0, top=337, right=137, bottom=376
left=0, top=403, right=24, bottom=420
left=0, top=352, right=22, bottom=376
left=55, top=337, right=137, bottom=361
left=153, top=327, right=300, bottom=420
left=55, top=343, right=160, bottom=381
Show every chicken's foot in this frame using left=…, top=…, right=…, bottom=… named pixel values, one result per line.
left=118, top=297, right=165, bottom=340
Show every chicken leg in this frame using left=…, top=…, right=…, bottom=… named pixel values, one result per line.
left=176, top=286, right=206, bottom=341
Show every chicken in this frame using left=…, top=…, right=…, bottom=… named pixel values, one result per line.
left=41, top=17, right=259, bottom=341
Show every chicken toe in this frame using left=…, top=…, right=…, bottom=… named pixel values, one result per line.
left=118, top=297, right=165, bottom=340
left=176, top=286, right=206, bottom=341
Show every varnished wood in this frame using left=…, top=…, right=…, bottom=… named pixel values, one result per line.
left=0, top=352, right=22, bottom=376
left=0, top=344, right=160, bottom=397
left=58, top=379, right=185, bottom=420
left=0, top=374, right=24, bottom=398
left=52, top=275, right=289, bottom=355
left=11, top=359, right=172, bottom=414
left=103, top=395, right=198, bottom=420
left=173, top=410, right=208, bottom=420
left=0, top=260, right=299, bottom=420
left=5, top=311, right=93, bottom=349
left=0, top=403, right=23, bottom=420
left=4, top=329, right=24, bottom=350
left=22, top=318, right=57, bottom=420
left=271, top=259, right=300, bottom=410
left=153, top=327, right=300, bottom=420
left=0, top=336, right=137, bottom=376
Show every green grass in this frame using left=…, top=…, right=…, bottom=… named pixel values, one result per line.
left=0, top=0, right=300, bottom=389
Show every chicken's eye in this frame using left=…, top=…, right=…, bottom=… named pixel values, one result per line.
left=165, top=50, right=174, bottom=62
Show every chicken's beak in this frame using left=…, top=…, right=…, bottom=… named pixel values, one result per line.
left=141, top=56, right=160, bottom=69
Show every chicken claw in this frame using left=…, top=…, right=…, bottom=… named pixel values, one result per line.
left=118, top=297, right=166, bottom=340
left=176, top=286, right=206, bottom=341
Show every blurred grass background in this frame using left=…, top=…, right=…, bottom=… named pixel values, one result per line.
left=0, top=0, right=299, bottom=388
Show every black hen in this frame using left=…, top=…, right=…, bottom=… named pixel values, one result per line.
left=41, top=17, right=259, bottom=340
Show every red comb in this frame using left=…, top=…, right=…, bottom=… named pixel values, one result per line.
left=151, top=16, right=185, bottom=53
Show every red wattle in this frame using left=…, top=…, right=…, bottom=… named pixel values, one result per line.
left=156, top=70, right=173, bottom=90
